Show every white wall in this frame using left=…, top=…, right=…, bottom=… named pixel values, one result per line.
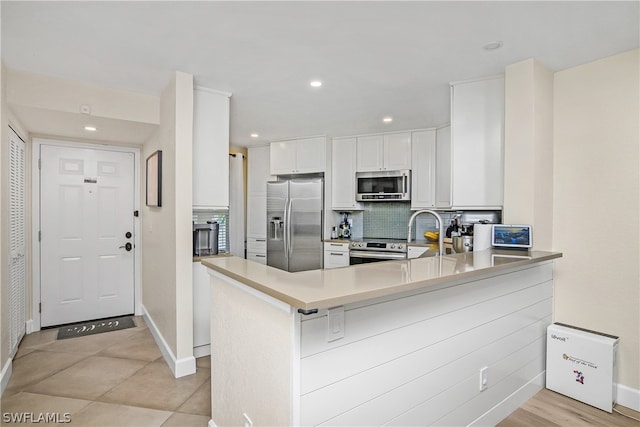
left=553, top=49, right=639, bottom=396
left=141, top=71, right=195, bottom=376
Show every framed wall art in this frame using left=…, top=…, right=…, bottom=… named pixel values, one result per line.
left=146, top=150, right=162, bottom=207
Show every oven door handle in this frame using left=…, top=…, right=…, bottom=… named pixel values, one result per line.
left=349, top=251, right=407, bottom=260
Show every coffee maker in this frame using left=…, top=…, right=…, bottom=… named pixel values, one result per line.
left=193, top=221, right=219, bottom=256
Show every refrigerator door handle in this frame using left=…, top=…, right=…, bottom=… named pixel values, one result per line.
left=283, top=197, right=290, bottom=256
left=287, top=198, right=294, bottom=258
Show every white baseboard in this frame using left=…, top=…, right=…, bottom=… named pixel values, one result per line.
left=0, top=358, right=13, bottom=397
left=141, top=305, right=196, bottom=378
left=25, top=319, right=38, bottom=334
left=616, top=383, right=640, bottom=412
left=471, top=371, right=545, bottom=426
left=208, top=420, right=217, bottom=427
left=194, top=344, right=211, bottom=358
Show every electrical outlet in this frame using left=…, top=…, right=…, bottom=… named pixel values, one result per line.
left=327, top=306, right=345, bottom=342
left=479, top=366, right=489, bottom=391
left=243, top=413, right=253, bottom=427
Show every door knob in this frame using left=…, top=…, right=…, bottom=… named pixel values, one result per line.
left=125, top=232, right=132, bottom=239
left=119, top=242, right=133, bottom=251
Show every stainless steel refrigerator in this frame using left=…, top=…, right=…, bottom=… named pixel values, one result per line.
left=267, top=178, right=323, bottom=272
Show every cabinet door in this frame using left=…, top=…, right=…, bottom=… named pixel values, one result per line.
left=247, top=193, right=267, bottom=238
left=295, top=137, right=327, bottom=174
left=248, top=146, right=271, bottom=194
left=193, top=89, right=230, bottom=208
left=248, top=146, right=271, bottom=240
left=332, top=138, right=362, bottom=210
left=356, top=135, right=384, bottom=172
left=270, top=140, right=297, bottom=175
left=383, top=132, right=412, bottom=170
left=451, top=77, right=504, bottom=207
left=435, top=126, right=452, bottom=208
left=411, top=130, right=436, bottom=209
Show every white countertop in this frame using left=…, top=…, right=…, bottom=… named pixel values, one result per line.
left=201, top=249, right=562, bottom=310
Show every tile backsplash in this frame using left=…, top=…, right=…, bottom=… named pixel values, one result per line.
left=363, top=202, right=412, bottom=239
left=331, top=204, right=500, bottom=241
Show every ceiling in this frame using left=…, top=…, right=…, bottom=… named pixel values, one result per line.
left=2, top=1, right=638, bottom=147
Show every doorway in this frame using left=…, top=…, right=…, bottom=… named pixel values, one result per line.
left=8, top=127, right=26, bottom=354
left=34, top=140, right=140, bottom=328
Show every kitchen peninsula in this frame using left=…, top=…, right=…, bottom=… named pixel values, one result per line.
left=202, top=249, right=562, bottom=426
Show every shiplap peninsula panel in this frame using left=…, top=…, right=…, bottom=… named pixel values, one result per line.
left=204, top=255, right=560, bottom=426
left=299, top=263, right=553, bottom=426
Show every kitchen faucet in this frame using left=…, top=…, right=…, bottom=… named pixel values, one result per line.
left=407, top=209, right=444, bottom=256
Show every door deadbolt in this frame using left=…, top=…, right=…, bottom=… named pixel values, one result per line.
left=125, top=232, right=132, bottom=239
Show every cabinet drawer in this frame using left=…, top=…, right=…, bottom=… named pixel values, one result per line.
left=247, top=252, right=267, bottom=264
left=323, top=242, right=349, bottom=252
left=324, top=250, right=350, bottom=269
left=247, top=237, right=267, bottom=251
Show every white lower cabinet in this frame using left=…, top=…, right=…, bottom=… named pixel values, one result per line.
left=193, top=261, right=211, bottom=357
left=247, top=237, right=267, bottom=264
left=324, top=242, right=349, bottom=269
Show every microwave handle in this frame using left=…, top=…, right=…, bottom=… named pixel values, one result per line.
left=403, top=174, right=408, bottom=194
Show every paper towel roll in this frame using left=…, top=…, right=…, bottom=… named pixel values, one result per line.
left=474, top=224, right=493, bottom=251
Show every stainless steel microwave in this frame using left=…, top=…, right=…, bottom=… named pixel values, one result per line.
left=356, top=170, right=411, bottom=201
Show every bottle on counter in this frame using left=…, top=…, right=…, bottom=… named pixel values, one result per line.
left=331, top=226, right=338, bottom=239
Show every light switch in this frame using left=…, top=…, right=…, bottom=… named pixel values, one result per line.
left=327, top=306, right=345, bottom=342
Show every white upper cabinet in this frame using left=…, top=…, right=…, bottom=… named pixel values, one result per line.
left=331, top=138, right=362, bottom=210
left=192, top=87, right=231, bottom=209
left=383, top=132, right=412, bottom=171
left=270, top=137, right=327, bottom=175
left=435, top=126, right=452, bottom=208
left=247, top=145, right=272, bottom=240
left=356, top=132, right=412, bottom=172
left=355, top=135, right=384, bottom=172
left=410, top=130, right=436, bottom=209
left=450, top=76, right=504, bottom=208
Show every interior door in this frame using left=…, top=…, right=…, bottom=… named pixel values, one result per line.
left=9, top=127, right=26, bottom=352
left=40, top=144, right=135, bottom=327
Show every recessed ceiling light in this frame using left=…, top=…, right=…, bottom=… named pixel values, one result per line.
left=483, top=41, right=503, bottom=51
left=84, top=125, right=97, bottom=132
left=310, top=80, right=322, bottom=88
left=250, top=133, right=259, bottom=138
left=383, top=117, right=393, bottom=123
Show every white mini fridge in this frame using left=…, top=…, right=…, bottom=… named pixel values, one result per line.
left=546, top=323, right=619, bottom=412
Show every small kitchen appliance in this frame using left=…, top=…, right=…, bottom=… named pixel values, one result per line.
left=452, top=235, right=473, bottom=253
left=193, top=221, right=219, bottom=256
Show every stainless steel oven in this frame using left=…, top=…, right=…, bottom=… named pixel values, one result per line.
left=349, top=239, right=407, bottom=265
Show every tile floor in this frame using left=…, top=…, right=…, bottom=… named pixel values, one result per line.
left=1, top=317, right=211, bottom=427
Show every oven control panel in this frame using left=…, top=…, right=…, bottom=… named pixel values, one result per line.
left=349, top=240, right=406, bottom=253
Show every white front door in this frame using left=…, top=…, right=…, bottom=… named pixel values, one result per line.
left=40, top=144, right=135, bottom=327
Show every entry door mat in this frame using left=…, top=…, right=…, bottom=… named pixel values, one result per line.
left=56, top=316, right=136, bottom=340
